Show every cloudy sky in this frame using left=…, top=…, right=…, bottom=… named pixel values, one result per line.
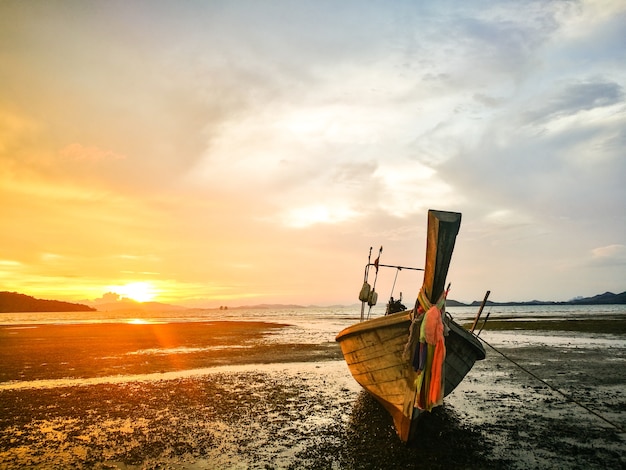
left=1, top=0, right=625, bottom=307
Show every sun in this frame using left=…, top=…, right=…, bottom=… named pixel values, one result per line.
left=109, top=282, right=157, bottom=302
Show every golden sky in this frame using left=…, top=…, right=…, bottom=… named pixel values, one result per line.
left=1, top=1, right=625, bottom=306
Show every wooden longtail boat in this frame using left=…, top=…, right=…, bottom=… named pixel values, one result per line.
left=335, top=210, right=485, bottom=442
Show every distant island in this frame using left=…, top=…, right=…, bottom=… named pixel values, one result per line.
left=447, top=291, right=626, bottom=307
left=229, top=292, right=626, bottom=309
left=224, top=303, right=310, bottom=310
left=0, top=292, right=96, bottom=313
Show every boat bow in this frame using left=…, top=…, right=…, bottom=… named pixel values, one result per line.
left=336, top=210, right=486, bottom=442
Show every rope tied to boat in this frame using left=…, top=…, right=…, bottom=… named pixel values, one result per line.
left=478, top=335, right=625, bottom=433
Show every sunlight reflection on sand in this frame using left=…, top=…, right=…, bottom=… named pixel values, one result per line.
left=0, top=360, right=355, bottom=391
left=126, top=318, right=163, bottom=325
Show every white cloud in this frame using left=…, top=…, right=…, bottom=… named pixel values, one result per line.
left=282, top=204, right=358, bottom=228
left=555, top=0, right=626, bottom=41
left=590, top=244, right=626, bottom=266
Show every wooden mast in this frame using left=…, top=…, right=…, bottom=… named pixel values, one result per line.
left=399, top=209, right=462, bottom=442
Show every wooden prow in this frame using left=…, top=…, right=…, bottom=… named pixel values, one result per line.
left=422, top=210, right=462, bottom=303
left=399, top=209, right=462, bottom=442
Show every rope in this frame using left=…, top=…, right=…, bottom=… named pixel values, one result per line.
left=389, top=268, right=400, bottom=300
left=404, top=288, right=451, bottom=359
left=403, top=310, right=423, bottom=361
left=478, top=335, right=625, bottom=433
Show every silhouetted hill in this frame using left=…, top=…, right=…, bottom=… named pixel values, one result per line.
left=0, top=292, right=96, bottom=313
left=229, top=303, right=306, bottom=310
left=569, top=291, right=626, bottom=305
left=458, top=291, right=626, bottom=307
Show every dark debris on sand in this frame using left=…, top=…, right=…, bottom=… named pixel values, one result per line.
left=3, top=354, right=624, bottom=470
left=1, top=320, right=626, bottom=469
left=0, top=371, right=494, bottom=470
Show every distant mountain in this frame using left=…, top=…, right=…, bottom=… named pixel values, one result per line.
left=227, top=303, right=306, bottom=310
left=458, top=291, right=626, bottom=307
left=568, top=291, right=626, bottom=305
left=0, top=292, right=96, bottom=313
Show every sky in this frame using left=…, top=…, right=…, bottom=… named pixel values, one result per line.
left=1, top=0, right=625, bottom=307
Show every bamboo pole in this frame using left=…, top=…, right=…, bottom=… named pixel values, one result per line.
left=471, top=290, right=491, bottom=333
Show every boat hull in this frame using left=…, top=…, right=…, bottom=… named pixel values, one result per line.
left=335, top=310, right=485, bottom=442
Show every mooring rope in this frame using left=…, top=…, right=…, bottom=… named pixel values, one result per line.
left=477, top=335, right=625, bottom=433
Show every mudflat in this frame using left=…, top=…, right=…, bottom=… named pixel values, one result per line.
left=0, top=322, right=341, bottom=382
left=1, top=319, right=625, bottom=469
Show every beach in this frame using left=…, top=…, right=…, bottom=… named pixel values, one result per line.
left=1, top=316, right=625, bottom=469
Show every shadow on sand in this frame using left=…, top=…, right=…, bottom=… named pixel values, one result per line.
left=340, top=390, right=496, bottom=470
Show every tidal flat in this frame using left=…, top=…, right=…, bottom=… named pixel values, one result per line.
left=1, top=319, right=625, bottom=469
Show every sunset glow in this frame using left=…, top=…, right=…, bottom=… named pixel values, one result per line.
left=108, top=283, right=157, bottom=303
left=127, top=319, right=152, bottom=325
left=1, top=1, right=624, bottom=307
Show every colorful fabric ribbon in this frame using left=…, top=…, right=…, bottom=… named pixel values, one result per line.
left=411, top=288, right=448, bottom=411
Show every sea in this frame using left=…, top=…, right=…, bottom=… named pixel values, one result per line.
left=1, top=303, right=625, bottom=350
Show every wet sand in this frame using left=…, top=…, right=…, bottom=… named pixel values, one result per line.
left=0, top=322, right=341, bottom=382
left=1, top=320, right=625, bottom=469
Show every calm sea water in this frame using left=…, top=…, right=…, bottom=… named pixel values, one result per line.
left=1, top=303, right=625, bottom=348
